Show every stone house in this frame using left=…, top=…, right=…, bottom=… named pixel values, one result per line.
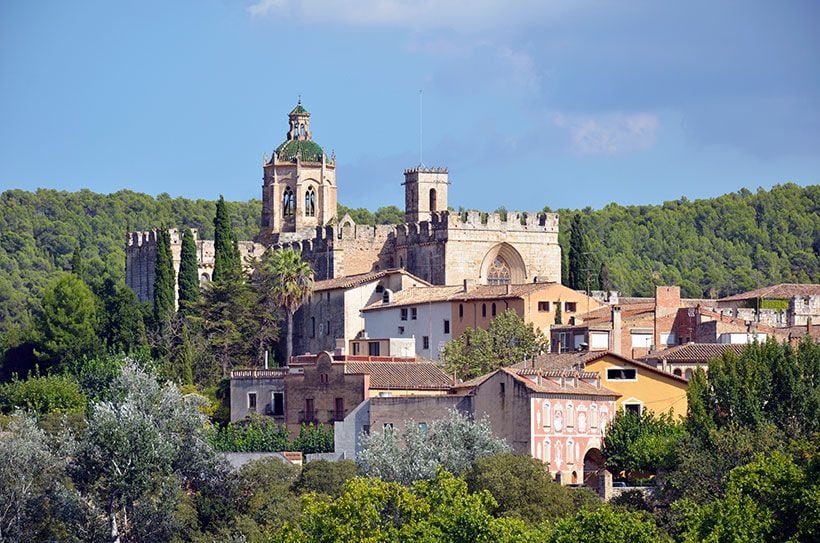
left=290, top=269, right=429, bottom=360
left=639, top=343, right=746, bottom=379
left=230, top=351, right=453, bottom=438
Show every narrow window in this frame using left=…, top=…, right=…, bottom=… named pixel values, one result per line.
left=335, top=397, right=344, bottom=420
left=272, top=392, right=284, bottom=416
left=491, top=303, right=497, bottom=316
left=459, top=304, right=464, bottom=318
left=482, top=304, right=487, bottom=318
left=352, top=342, right=360, bottom=355
left=247, top=392, right=257, bottom=411
left=418, top=422, right=429, bottom=436
left=304, top=187, right=316, bottom=217
left=429, top=188, right=437, bottom=212
left=411, top=308, right=418, bottom=320
left=283, top=187, right=295, bottom=217
left=500, top=382, right=505, bottom=395
left=423, top=336, right=430, bottom=349
left=443, top=320, right=450, bottom=334
left=311, top=317, right=316, bottom=338
left=304, top=398, right=315, bottom=421
left=400, top=308, right=408, bottom=321
left=326, top=320, right=330, bottom=336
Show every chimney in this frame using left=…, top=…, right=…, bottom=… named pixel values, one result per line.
left=611, top=305, right=622, bottom=355
left=462, top=279, right=475, bottom=293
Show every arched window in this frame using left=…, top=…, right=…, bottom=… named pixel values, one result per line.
left=487, top=257, right=511, bottom=285
left=482, top=304, right=487, bottom=318
left=299, top=123, right=305, bottom=136
left=491, top=303, right=497, bottom=316
left=567, top=439, right=575, bottom=464
left=305, top=187, right=316, bottom=217
left=673, top=368, right=682, bottom=377
left=283, top=187, right=295, bottom=217
left=543, top=439, right=551, bottom=463
left=429, top=188, right=437, bottom=212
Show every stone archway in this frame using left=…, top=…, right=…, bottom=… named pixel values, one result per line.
left=479, top=243, right=527, bottom=284
left=583, top=448, right=605, bottom=491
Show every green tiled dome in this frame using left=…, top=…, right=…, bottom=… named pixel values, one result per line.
left=275, top=139, right=324, bottom=162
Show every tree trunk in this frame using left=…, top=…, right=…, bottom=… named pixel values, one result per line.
left=109, top=495, right=120, bottom=543
left=286, top=310, right=293, bottom=366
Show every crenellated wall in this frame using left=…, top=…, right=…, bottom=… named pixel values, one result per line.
left=126, top=228, right=265, bottom=303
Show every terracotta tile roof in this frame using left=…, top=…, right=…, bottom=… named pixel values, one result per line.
left=696, top=307, right=785, bottom=336
left=364, top=282, right=599, bottom=311
left=500, top=367, right=619, bottom=397
left=344, top=361, right=453, bottom=390
left=718, top=283, right=820, bottom=302
left=313, top=269, right=430, bottom=292
left=640, top=343, right=745, bottom=363
left=517, top=351, right=690, bottom=384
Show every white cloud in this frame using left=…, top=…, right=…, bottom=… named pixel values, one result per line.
left=552, top=112, right=660, bottom=155
left=246, top=0, right=580, bottom=33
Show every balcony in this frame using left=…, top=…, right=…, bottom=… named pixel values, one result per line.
left=327, top=409, right=347, bottom=422
left=298, top=410, right=318, bottom=425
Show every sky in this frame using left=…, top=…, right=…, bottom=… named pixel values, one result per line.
left=1, top=0, right=818, bottom=212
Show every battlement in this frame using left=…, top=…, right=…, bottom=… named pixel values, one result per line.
left=126, top=228, right=200, bottom=247
left=404, top=166, right=448, bottom=175
left=394, top=210, right=559, bottom=245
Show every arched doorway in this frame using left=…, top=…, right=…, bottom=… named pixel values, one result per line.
left=583, top=448, right=605, bottom=491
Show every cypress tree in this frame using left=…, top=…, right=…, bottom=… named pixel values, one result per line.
left=71, top=246, right=84, bottom=279
left=567, top=214, right=600, bottom=292
left=177, top=227, right=200, bottom=313
left=554, top=299, right=562, bottom=325
left=178, top=322, right=194, bottom=386
left=153, top=228, right=175, bottom=326
left=213, top=196, right=242, bottom=283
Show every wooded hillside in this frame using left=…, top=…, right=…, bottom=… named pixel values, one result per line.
left=1, top=183, right=817, bottom=332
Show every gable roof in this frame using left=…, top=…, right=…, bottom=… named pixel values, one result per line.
left=640, top=343, right=746, bottom=363
left=362, top=281, right=597, bottom=311
left=515, top=351, right=690, bottom=385
left=313, top=269, right=430, bottom=292
left=343, top=360, right=453, bottom=390
left=719, top=283, right=820, bottom=302
left=499, top=367, right=619, bottom=397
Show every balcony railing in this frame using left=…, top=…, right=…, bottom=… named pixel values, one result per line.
left=298, top=410, right=318, bottom=425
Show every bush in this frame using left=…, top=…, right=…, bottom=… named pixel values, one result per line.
left=208, top=418, right=334, bottom=454
left=0, top=373, right=86, bottom=415
left=294, top=459, right=357, bottom=498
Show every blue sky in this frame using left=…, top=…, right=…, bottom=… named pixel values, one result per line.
left=1, top=0, right=818, bottom=211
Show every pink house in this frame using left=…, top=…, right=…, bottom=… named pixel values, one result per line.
left=458, top=367, right=619, bottom=487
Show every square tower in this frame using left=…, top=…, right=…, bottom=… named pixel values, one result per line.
left=403, top=167, right=449, bottom=223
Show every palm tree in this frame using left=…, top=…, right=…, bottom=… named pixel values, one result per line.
left=256, top=248, right=314, bottom=365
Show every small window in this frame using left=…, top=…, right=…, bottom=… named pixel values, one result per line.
left=272, top=392, right=284, bottom=416
left=375, top=284, right=384, bottom=293
left=423, top=336, right=430, bottom=349
left=320, top=373, right=329, bottom=384
left=352, top=342, right=360, bottom=355
left=247, top=392, right=257, bottom=411
left=565, top=302, right=577, bottom=312
left=624, top=403, right=642, bottom=415
left=459, top=304, right=464, bottom=318
left=400, top=308, right=408, bottom=321
left=326, top=291, right=330, bottom=302
left=398, top=326, right=405, bottom=334
left=500, top=382, right=505, bottom=395
left=326, top=321, right=331, bottom=335
left=607, top=368, right=637, bottom=381
left=491, top=303, right=497, bottom=316
left=443, top=320, right=450, bottom=334
left=382, top=290, right=390, bottom=303
left=335, top=397, right=344, bottom=419
left=538, top=301, right=550, bottom=312
left=482, top=304, right=487, bottom=317
left=418, top=422, right=428, bottom=436
left=673, top=368, right=682, bottom=377
left=684, top=369, right=693, bottom=380
left=411, top=308, right=418, bottom=320
left=368, top=341, right=380, bottom=356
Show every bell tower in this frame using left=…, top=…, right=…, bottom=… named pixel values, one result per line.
left=260, top=101, right=337, bottom=242
left=403, top=167, right=449, bottom=223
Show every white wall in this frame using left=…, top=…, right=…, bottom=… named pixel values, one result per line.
left=363, top=302, right=452, bottom=361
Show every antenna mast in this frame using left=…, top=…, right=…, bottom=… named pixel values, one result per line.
left=419, top=89, right=424, bottom=167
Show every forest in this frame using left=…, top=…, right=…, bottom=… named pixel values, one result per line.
left=0, top=183, right=817, bottom=336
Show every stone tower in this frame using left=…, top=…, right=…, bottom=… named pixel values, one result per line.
left=260, top=101, right=337, bottom=242
left=403, top=167, right=449, bottom=223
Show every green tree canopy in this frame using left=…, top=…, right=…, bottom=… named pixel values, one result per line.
left=212, top=195, right=242, bottom=283
left=34, top=273, right=100, bottom=367
left=177, top=226, right=200, bottom=313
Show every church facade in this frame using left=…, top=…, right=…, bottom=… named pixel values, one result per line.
left=126, top=102, right=562, bottom=302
